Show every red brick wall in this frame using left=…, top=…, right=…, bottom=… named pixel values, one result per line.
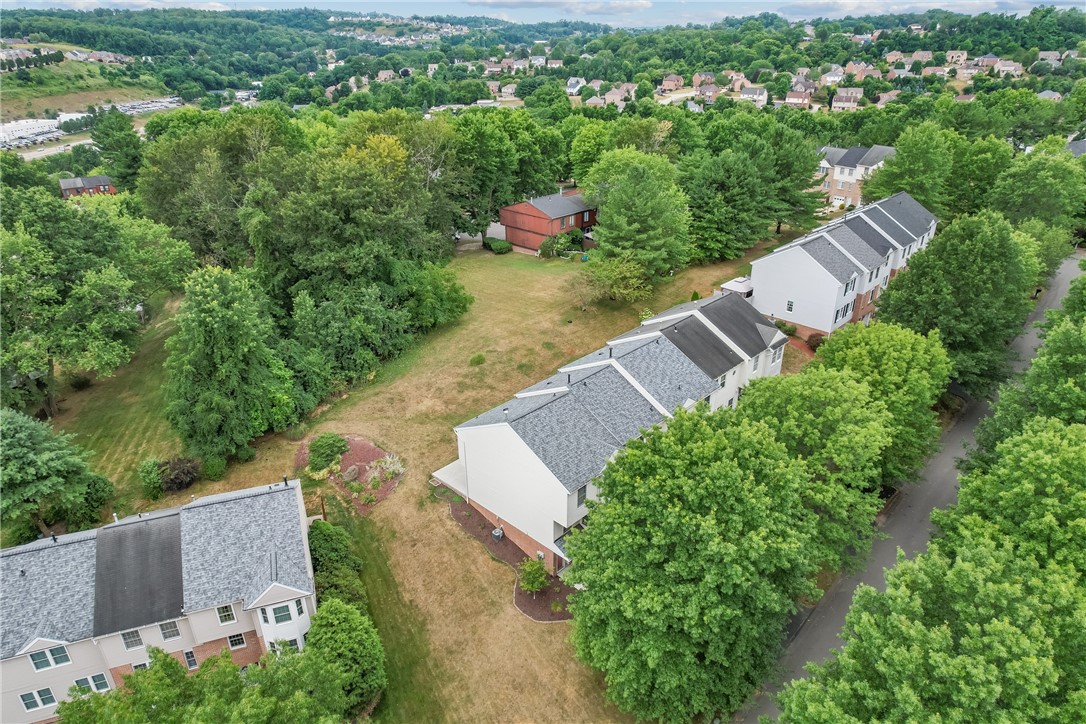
left=468, top=499, right=566, bottom=573
left=110, top=631, right=266, bottom=687
left=851, top=290, right=876, bottom=322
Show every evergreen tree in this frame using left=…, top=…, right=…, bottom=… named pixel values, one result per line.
left=91, top=107, right=142, bottom=190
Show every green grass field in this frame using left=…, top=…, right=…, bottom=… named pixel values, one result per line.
left=1, top=60, right=167, bottom=121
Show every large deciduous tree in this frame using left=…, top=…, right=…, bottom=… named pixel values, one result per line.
left=164, top=267, right=296, bottom=466
left=0, top=409, right=113, bottom=537
left=987, top=149, right=1086, bottom=230
left=813, top=322, right=951, bottom=487
left=877, top=211, right=1034, bottom=395
left=583, top=147, right=691, bottom=279
left=737, top=368, right=892, bottom=571
left=777, top=538, right=1086, bottom=722
left=567, top=410, right=818, bottom=721
left=861, top=121, right=954, bottom=216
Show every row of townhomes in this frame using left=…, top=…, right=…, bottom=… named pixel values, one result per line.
left=1, top=481, right=315, bottom=724
left=750, top=192, right=937, bottom=338
left=816, top=144, right=896, bottom=207
left=433, top=293, right=788, bottom=572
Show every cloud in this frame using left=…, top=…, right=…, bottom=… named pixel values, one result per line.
left=773, top=0, right=1081, bottom=19
left=16, top=0, right=231, bottom=9
left=465, top=0, right=653, bottom=16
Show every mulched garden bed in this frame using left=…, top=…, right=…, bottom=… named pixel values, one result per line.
left=295, top=436, right=402, bottom=517
left=447, top=496, right=575, bottom=622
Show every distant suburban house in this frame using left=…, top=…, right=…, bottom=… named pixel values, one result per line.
left=375, top=69, right=397, bottom=82
left=432, top=293, right=788, bottom=572
left=792, top=77, right=818, bottom=94
left=59, top=175, right=116, bottom=200
left=750, top=192, right=937, bottom=339
left=498, top=190, right=597, bottom=251
left=584, top=95, right=606, bottom=107
left=921, top=66, right=948, bottom=77
left=884, top=50, right=905, bottom=64
left=816, top=144, right=895, bottom=207
left=831, top=95, right=859, bottom=112
left=784, top=91, right=811, bottom=108
left=955, top=93, right=976, bottom=103
left=911, top=50, right=933, bottom=63
left=738, top=86, right=768, bottom=108
left=820, top=70, right=845, bottom=86
left=587, top=79, right=604, bottom=91
left=660, top=73, right=684, bottom=92
left=876, top=90, right=901, bottom=107
left=427, top=63, right=439, bottom=76
left=529, top=55, right=546, bottom=67
left=603, top=88, right=628, bottom=106
left=0, top=481, right=315, bottom=724
left=946, top=50, right=968, bottom=65
left=1037, top=51, right=1061, bottom=63
left=566, top=76, right=587, bottom=95
left=501, top=84, right=517, bottom=98
left=1037, top=90, right=1063, bottom=101
left=844, top=61, right=881, bottom=80
left=692, top=71, right=716, bottom=87
left=696, top=83, right=721, bottom=103
left=486, top=80, right=500, bottom=96
left=887, top=68, right=914, bottom=80
left=976, top=53, right=1000, bottom=67
left=994, top=59, right=1024, bottom=77
left=685, top=100, right=705, bottom=113
left=546, top=58, right=564, bottom=69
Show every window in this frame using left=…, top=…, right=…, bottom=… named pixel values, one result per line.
left=133, top=663, right=148, bottom=671
left=560, top=217, right=566, bottom=229
left=836, top=180, right=844, bottom=189
left=216, top=605, right=236, bottom=624
left=583, top=211, right=589, bottom=222
left=752, top=354, right=760, bottom=372
left=20, top=689, right=55, bottom=711
left=284, top=639, right=299, bottom=651
left=272, top=605, right=292, bottom=624
left=228, top=634, right=246, bottom=649
left=727, top=398, right=734, bottom=408
left=577, top=486, right=587, bottom=506
left=74, top=674, right=109, bottom=693
left=772, top=346, right=784, bottom=363
left=159, top=621, right=180, bottom=640
left=184, top=650, right=198, bottom=669
left=786, top=300, right=794, bottom=313
left=296, top=599, right=304, bottom=617
left=845, top=278, right=856, bottom=294
left=260, top=608, right=269, bottom=625
left=29, top=645, right=70, bottom=670
left=121, top=630, right=144, bottom=650
left=569, top=215, right=575, bottom=227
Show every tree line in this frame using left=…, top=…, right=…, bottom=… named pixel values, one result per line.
left=778, top=260, right=1086, bottom=721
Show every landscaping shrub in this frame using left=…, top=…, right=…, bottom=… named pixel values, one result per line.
left=308, top=433, right=349, bottom=471
left=234, top=446, right=256, bottom=463
left=368, top=453, right=405, bottom=484
left=540, top=234, right=575, bottom=258
left=807, top=332, right=826, bottom=351
left=489, top=239, right=512, bottom=254
left=469, top=353, right=486, bottom=366
left=306, top=598, right=387, bottom=714
left=63, top=474, right=114, bottom=530
left=138, top=458, right=166, bottom=500
left=68, top=374, right=93, bottom=391
left=309, top=520, right=363, bottom=573
left=518, top=557, right=548, bottom=598
left=286, top=423, right=308, bottom=441
left=691, top=291, right=701, bottom=301
left=314, top=565, right=369, bottom=611
left=202, top=456, right=227, bottom=481
left=775, top=320, right=798, bottom=336
left=162, top=457, right=200, bottom=491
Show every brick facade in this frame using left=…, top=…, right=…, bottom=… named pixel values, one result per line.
left=468, top=498, right=567, bottom=573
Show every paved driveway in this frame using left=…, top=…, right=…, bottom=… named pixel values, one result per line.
left=736, top=249, right=1085, bottom=722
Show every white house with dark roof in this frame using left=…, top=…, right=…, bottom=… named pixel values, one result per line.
left=432, top=294, right=786, bottom=573
left=750, top=192, right=937, bottom=339
left=0, top=481, right=314, bottom=724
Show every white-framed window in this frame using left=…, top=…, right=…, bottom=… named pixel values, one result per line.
left=159, top=621, right=181, bottom=640
left=74, top=674, right=110, bottom=693
left=786, top=300, right=794, bottom=312
left=121, top=630, right=144, bottom=650
left=583, top=211, right=589, bottom=222
left=845, top=278, right=856, bottom=294
left=260, top=608, right=269, bottom=625
left=29, top=645, right=70, bottom=670
left=228, top=633, right=246, bottom=649
left=184, top=650, right=198, bottom=669
left=577, top=485, right=587, bottom=506
left=296, top=599, right=304, bottom=617
left=133, top=662, right=148, bottom=671
left=752, top=354, right=760, bottom=372
left=727, top=398, right=734, bottom=408
left=20, top=688, right=56, bottom=711
left=272, top=605, right=292, bottom=624
left=284, top=639, right=299, bottom=651
left=217, top=605, right=236, bottom=625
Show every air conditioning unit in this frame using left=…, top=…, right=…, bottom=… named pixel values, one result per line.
left=491, top=526, right=504, bottom=541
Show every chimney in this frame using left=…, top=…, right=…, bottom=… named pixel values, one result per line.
left=112, top=513, right=119, bottom=523
left=51, top=534, right=57, bottom=543
left=283, top=475, right=288, bottom=484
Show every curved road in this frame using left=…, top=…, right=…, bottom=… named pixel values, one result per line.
left=736, top=249, right=1086, bottom=722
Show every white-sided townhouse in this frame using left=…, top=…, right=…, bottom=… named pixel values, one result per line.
left=432, top=293, right=787, bottom=573
left=1, top=481, right=316, bottom=724
left=750, top=192, right=937, bottom=339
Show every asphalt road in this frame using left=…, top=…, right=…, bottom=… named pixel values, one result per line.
left=736, top=249, right=1086, bottom=722
left=17, top=138, right=93, bottom=161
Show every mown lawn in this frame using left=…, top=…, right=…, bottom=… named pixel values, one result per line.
left=1, top=59, right=167, bottom=121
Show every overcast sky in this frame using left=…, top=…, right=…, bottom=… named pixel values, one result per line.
left=8, top=0, right=1082, bottom=27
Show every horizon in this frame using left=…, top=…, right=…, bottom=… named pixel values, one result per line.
left=7, top=0, right=1084, bottom=28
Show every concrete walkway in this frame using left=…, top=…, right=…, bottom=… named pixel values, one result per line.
left=735, top=249, right=1085, bottom=722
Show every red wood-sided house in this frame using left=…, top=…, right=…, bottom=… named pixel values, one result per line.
left=498, top=190, right=597, bottom=252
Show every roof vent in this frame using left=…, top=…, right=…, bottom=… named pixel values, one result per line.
left=112, top=513, right=119, bottom=523
left=503, top=407, right=509, bottom=415
left=50, top=534, right=57, bottom=543
left=20, top=569, right=26, bottom=577
left=283, top=475, right=288, bottom=484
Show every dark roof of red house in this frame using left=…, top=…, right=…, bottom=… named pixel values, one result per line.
left=514, top=191, right=593, bottom=219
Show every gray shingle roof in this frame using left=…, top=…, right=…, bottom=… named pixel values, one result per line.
left=661, top=316, right=743, bottom=378
left=827, top=145, right=895, bottom=169
left=841, top=215, right=900, bottom=256
left=872, top=191, right=937, bottom=236
left=93, top=510, right=183, bottom=636
left=615, top=335, right=717, bottom=409
left=822, top=225, right=885, bottom=269
left=58, top=175, right=112, bottom=191
left=696, top=293, right=786, bottom=357
left=856, top=206, right=916, bottom=247
left=1, top=531, right=97, bottom=660
left=801, top=236, right=863, bottom=283
left=1066, top=139, right=1085, bottom=157
left=0, top=481, right=311, bottom=661
left=819, top=146, right=847, bottom=166
left=181, top=482, right=312, bottom=613
left=524, top=191, right=592, bottom=219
